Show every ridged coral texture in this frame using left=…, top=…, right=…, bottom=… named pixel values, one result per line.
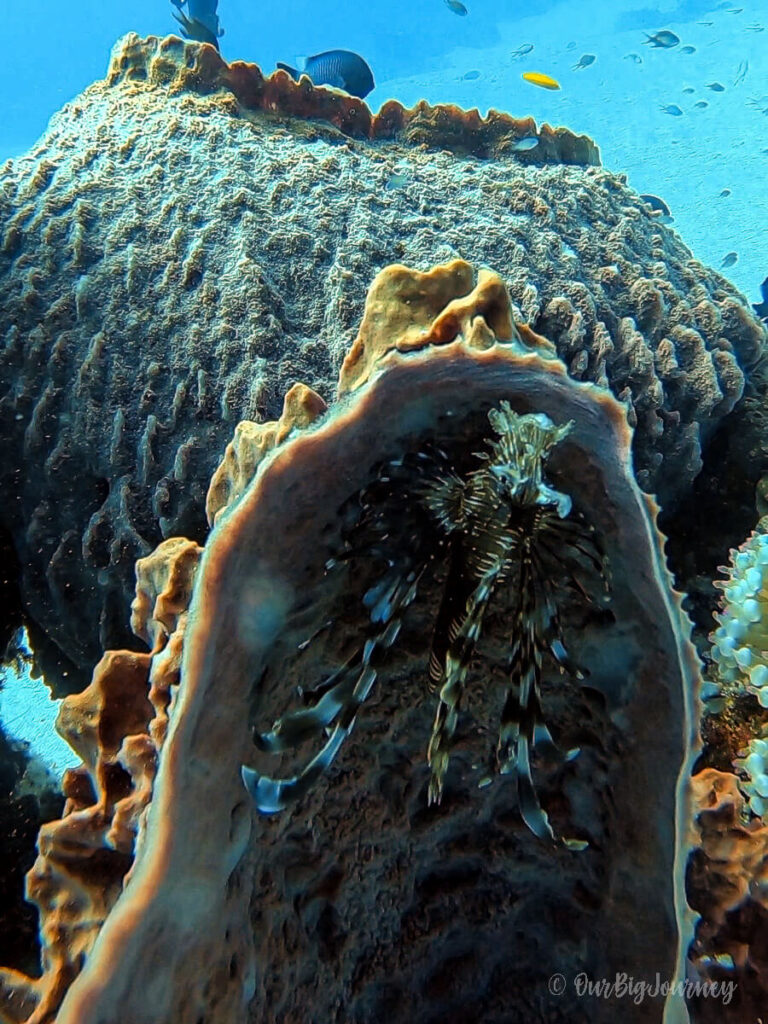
left=0, top=33, right=763, bottom=692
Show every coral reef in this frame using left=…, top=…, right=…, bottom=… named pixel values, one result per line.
left=687, top=769, right=768, bottom=1022
left=0, top=538, right=199, bottom=1024
left=709, top=518, right=768, bottom=705
left=0, top=34, right=764, bottom=694
left=0, top=262, right=702, bottom=1024
left=687, top=519, right=768, bottom=1021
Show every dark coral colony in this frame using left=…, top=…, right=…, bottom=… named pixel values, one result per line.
left=1, top=30, right=768, bottom=1024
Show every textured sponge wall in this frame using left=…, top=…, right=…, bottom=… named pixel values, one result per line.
left=0, top=34, right=764, bottom=688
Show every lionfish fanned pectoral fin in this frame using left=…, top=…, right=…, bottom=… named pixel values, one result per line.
left=243, top=642, right=380, bottom=814
left=253, top=650, right=361, bottom=753
left=540, top=513, right=611, bottom=600
left=242, top=566, right=420, bottom=813
left=242, top=724, right=349, bottom=813
left=415, top=462, right=467, bottom=537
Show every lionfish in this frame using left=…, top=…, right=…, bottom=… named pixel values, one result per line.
left=242, top=403, right=608, bottom=843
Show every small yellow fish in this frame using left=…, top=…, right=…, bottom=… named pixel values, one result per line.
left=522, top=71, right=561, bottom=90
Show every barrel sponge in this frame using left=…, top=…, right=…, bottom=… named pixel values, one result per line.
left=0, top=32, right=764, bottom=701
left=709, top=520, right=768, bottom=705
left=110, top=33, right=601, bottom=165
left=0, top=261, right=700, bottom=1024
left=130, top=536, right=203, bottom=649
left=337, top=261, right=546, bottom=394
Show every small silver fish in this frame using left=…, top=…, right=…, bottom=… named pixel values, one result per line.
left=682, top=86, right=695, bottom=94
left=385, top=171, right=410, bottom=190
left=747, top=23, right=765, bottom=31
left=572, top=54, right=596, bottom=70
left=624, top=53, right=643, bottom=64
left=734, top=60, right=748, bottom=86
left=644, top=30, right=680, bottom=48
left=512, top=136, right=539, bottom=152
left=721, top=251, right=738, bottom=268
left=707, top=82, right=725, bottom=91
left=660, top=104, right=684, bottom=116
left=680, top=45, right=696, bottom=53
left=694, top=100, right=708, bottom=108
left=462, top=70, right=481, bottom=80
left=718, top=188, right=732, bottom=197
left=510, top=43, right=534, bottom=59
left=444, top=0, right=468, bottom=15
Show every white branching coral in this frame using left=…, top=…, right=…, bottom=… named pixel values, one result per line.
left=710, top=520, right=768, bottom=705
left=734, top=736, right=768, bottom=817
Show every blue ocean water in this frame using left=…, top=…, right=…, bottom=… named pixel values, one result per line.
left=1, top=0, right=765, bottom=304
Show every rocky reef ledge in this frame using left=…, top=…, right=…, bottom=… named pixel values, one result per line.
left=110, top=33, right=601, bottom=165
